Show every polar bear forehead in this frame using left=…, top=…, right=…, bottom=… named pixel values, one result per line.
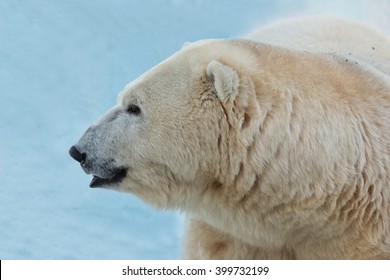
left=117, top=39, right=243, bottom=105
left=117, top=54, right=194, bottom=105
left=117, top=39, right=248, bottom=106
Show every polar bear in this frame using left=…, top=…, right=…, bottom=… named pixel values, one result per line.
left=69, top=17, right=390, bottom=259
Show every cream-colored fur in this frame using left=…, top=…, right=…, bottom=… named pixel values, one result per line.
left=73, top=17, right=390, bottom=259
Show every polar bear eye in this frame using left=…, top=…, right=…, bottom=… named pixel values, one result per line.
left=127, top=104, right=141, bottom=115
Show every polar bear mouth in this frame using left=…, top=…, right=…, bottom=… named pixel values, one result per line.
left=89, top=168, right=127, bottom=188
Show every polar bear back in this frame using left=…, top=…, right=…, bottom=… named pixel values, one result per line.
left=247, top=16, right=390, bottom=76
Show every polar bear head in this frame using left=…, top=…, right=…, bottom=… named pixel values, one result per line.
left=69, top=39, right=263, bottom=208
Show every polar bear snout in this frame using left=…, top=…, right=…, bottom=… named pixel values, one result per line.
left=68, top=144, right=94, bottom=174
left=69, top=146, right=86, bottom=164
left=69, top=142, right=128, bottom=189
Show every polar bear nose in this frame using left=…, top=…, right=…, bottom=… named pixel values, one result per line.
left=69, top=146, right=86, bottom=164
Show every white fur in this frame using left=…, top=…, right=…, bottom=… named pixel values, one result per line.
left=73, top=17, right=390, bottom=259
left=206, top=60, right=240, bottom=103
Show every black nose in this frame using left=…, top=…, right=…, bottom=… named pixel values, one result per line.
left=69, top=146, right=86, bottom=163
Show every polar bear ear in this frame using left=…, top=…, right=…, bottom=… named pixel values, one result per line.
left=206, top=60, right=239, bottom=103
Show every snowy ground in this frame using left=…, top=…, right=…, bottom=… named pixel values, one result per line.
left=0, top=0, right=389, bottom=259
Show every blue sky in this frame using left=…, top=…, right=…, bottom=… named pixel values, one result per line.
left=0, top=0, right=389, bottom=259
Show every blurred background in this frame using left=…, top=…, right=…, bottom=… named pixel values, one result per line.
left=0, top=0, right=389, bottom=259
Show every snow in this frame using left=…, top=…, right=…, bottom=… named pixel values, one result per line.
left=0, top=0, right=388, bottom=260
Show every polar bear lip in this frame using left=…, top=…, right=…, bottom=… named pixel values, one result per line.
left=89, top=168, right=127, bottom=188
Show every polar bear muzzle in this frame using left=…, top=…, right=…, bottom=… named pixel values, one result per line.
left=69, top=145, right=127, bottom=188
